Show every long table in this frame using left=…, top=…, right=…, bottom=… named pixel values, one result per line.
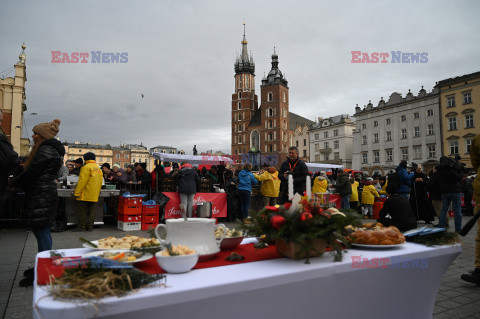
left=33, top=242, right=461, bottom=319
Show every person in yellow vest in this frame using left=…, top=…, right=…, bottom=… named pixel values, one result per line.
left=312, top=171, right=330, bottom=204
left=73, top=152, right=103, bottom=231
left=361, top=177, right=380, bottom=219
left=255, top=166, right=281, bottom=206
left=350, top=176, right=360, bottom=210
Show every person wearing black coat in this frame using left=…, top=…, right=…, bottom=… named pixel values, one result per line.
left=335, top=170, right=352, bottom=209
left=9, top=119, right=64, bottom=287
left=278, top=146, right=309, bottom=203
left=377, top=182, right=417, bottom=232
left=176, top=162, right=200, bottom=218
left=428, top=168, right=447, bottom=227
left=0, top=110, right=19, bottom=217
left=461, top=175, right=474, bottom=216
left=409, top=165, right=435, bottom=223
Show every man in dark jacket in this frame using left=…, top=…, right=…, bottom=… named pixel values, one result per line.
left=0, top=110, right=19, bottom=217
left=436, top=156, right=463, bottom=232
left=377, top=182, right=417, bottom=232
left=10, top=119, right=64, bottom=287
left=396, top=160, right=414, bottom=200
left=71, top=158, right=83, bottom=176
left=136, top=162, right=152, bottom=190
left=278, top=146, right=309, bottom=203
left=461, top=175, right=474, bottom=216
left=176, top=162, right=200, bottom=218
left=335, top=170, right=352, bottom=209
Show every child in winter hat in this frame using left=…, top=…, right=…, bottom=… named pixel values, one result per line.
left=32, top=119, right=61, bottom=139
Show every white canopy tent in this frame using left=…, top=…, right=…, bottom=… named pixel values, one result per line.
left=305, top=162, right=344, bottom=173
left=151, top=152, right=234, bottom=165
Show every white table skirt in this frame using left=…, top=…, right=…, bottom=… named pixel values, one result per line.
left=33, top=242, right=461, bottom=319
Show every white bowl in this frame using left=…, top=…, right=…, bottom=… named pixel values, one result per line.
left=220, top=236, right=244, bottom=250
left=155, top=252, right=199, bottom=274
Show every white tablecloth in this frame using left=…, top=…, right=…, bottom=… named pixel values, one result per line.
left=33, top=242, right=461, bottom=319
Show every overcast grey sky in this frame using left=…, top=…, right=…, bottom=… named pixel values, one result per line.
left=1, top=0, right=479, bottom=154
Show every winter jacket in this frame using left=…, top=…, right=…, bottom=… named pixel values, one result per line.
left=436, top=159, right=463, bottom=194
left=254, top=170, right=280, bottom=197
left=377, top=194, right=417, bottom=232
left=10, top=139, right=65, bottom=229
left=237, top=170, right=258, bottom=192
left=177, top=167, right=200, bottom=195
left=117, top=168, right=128, bottom=184
left=380, top=181, right=388, bottom=196
left=427, top=172, right=442, bottom=201
left=396, top=166, right=414, bottom=194
left=126, top=170, right=137, bottom=183
left=0, top=132, right=19, bottom=193
left=350, top=180, right=359, bottom=202
left=361, top=184, right=379, bottom=205
left=336, top=173, right=352, bottom=197
left=74, top=160, right=103, bottom=202
left=278, top=158, right=309, bottom=195
left=56, top=165, right=69, bottom=182
left=471, top=134, right=480, bottom=202
left=312, top=177, right=328, bottom=195
left=137, top=169, right=152, bottom=190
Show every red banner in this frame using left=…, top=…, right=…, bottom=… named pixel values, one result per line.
left=328, top=194, right=342, bottom=208
left=163, top=192, right=227, bottom=219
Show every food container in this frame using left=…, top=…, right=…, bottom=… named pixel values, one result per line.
left=220, top=236, right=244, bottom=250
left=155, top=252, right=199, bottom=273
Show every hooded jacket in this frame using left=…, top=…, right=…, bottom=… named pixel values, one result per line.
left=350, top=180, right=359, bottom=202
left=10, top=138, right=65, bottom=229
left=176, top=166, right=200, bottom=195
left=237, top=170, right=258, bottom=192
left=361, top=182, right=379, bottom=205
left=254, top=169, right=280, bottom=197
left=74, top=160, right=103, bottom=202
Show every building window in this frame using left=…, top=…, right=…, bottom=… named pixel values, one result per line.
left=324, top=154, right=329, bottom=161
left=334, top=152, right=340, bottom=160
left=463, top=92, right=472, bottom=104
left=401, top=129, right=407, bottom=139
left=374, top=133, right=379, bottom=143
left=314, top=133, right=319, bottom=140
left=386, top=149, right=393, bottom=162
left=413, top=146, right=422, bottom=160
left=303, top=139, right=307, bottom=146
left=125, top=154, right=129, bottom=159
left=414, top=127, right=420, bottom=137
left=428, top=145, right=436, bottom=158
left=386, top=118, right=391, bottom=125
left=401, top=115, right=406, bottom=122
left=373, top=121, right=378, bottom=127
left=238, top=124, right=242, bottom=132
left=414, top=112, right=420, bottom=119
left=238, top=92, right=242, bottom=98
left=447, top=95, right=455, bottom=108
left=315, top=143, right=319, bottom=151
left=315, top=154, right=320, bottom=162
left=303, top=150, right=307, bottom=157
left=296, top=140, right=299, bottom=147
left=268, top=119, right=273, bottom=128
left=334, top=140, right=339, bottom=149
left=401, top=148, right=408, bottom=161
left=251, top=130, right=260, bottom=149
left=324, top=142, right=329, bottom=149
left=361, top=123, right=367, bottom=130
left=283, top=92, right=286, bottom=103
left=362, top=135, right=367, bottom=145
left=373, top=151, right=380, bottom=163
left=427, top=109, right=433, bottom=117
left=386, top=131, right=392, bottom=141
left=466, top=139, right=473, bottom=154
left=450, top=141, right=459, bottom=155
left=238, top=102, right=241, bottom=110
left=116, top=154, right=120, bottom=159
left=324, top=131, right=328, bottom=138
left=268, top=92, right=273, bottom=101
left=333, top=129, right=338, bottom=137
left=449, top=117, right=457, bottom=130
left=362, top=153, right=368, bottom=164
left=238, top=135, right=242, bottom=144
left=428, top=124, right=434, bottom=135
left=465, top=114, right=474, bottom=128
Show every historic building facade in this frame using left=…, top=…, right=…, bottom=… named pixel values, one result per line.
left=65, top=142, right=114, bottom=166
left=231, top=28, right=313, bottom=166
left=437, top=71, right=480, bottom=170
left=112, top=146, right=131, bottom=169
left=292, top=123, right=310, bottom=162
left=0, top=44, right=29, bottom=155
left=309, top=115, right=355, bottom=168
left=352, top=87, right=442, bottom=174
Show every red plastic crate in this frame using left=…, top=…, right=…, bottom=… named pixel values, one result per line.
left=118, top=212, right=142, bottom=223
left=141, top=222, right=159, bottom=231
left=142, top=204, right=159, bottom=215
left=119, top=196, right=143, bottom=207
left=142, top=213, right=159, bottom=224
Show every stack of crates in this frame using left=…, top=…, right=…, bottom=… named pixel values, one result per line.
left=118, top=195, right=143, bottom=231
left=141, top=201, right=160, bottom=230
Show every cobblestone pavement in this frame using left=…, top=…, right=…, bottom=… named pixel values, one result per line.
left=0, top=219, right=479, bottom=319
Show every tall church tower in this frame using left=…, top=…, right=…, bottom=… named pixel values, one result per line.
left=260, top=49, right=289, bottom=158
left=231, top=24, right=258, bottom=156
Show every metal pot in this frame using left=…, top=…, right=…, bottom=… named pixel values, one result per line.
left=197, top=202, right=213, bottom=218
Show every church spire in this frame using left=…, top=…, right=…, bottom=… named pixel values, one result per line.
left=235, top=23, right=255, bottom=75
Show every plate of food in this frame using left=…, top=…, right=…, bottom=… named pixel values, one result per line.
left=82, top=250, right=153, bottom=263
left=81, top=235, right=161, bottom=250
left=345, top=222, right=406, bottom=247
left=215, top=227, right=244, bottom=250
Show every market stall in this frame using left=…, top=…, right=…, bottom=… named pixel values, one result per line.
left=33, top=241, right=461, bottom=319
left=151, top=152, right=234, bottom=165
